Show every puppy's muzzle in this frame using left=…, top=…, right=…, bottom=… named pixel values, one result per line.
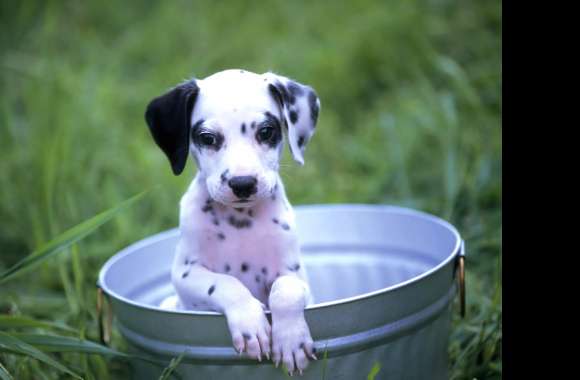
left=228, top=176, right=258, bottom=199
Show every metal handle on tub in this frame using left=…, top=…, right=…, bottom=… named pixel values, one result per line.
left=97, top=286, right=112, bottom=346
left=456, top=240, right=466, bottom=318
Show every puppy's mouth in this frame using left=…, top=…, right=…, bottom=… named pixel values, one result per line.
left=219, top=194, right=267, bottom=208
left=212, top=196, right=257, bottom=208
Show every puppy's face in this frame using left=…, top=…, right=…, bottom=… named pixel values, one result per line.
left=145, top=69, right=320, bottom=207
left=192, top=71, right=283, bottom=206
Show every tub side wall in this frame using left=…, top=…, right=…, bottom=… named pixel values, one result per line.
left=128, top=304, right=452, bottom=380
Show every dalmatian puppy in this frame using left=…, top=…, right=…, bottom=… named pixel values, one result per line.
left=145, top=69, right=321, bottom=375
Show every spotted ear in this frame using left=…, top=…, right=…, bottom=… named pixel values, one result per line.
left=263, top=72, right=320, bottom=165
left=145, top=79, right=199, bottom=175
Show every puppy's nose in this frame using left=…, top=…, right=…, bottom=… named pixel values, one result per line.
left=228, top=176, right=258, bottom=199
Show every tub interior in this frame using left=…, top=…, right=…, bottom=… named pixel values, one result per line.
left=101, top=205, right=459, bottom=308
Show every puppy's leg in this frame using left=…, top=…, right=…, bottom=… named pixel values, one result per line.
left=173, top=264, right=271, bottom=361
left=269, top=275, right=316, bottom=375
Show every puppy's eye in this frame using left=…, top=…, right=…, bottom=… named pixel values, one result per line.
left=199, top=132, right=217, bottom=146
left=257, top=126, right=274, bottom=142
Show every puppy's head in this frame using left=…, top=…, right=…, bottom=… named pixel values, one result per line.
left=145, top=69, right=320, bottom=207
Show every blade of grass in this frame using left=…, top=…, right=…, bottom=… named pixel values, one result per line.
left=71, top=244, right=86, bottom=315
left=10, top=333, right=135, bottom=357
left=11, top=333, right=167, bottom=366
left=27, top=360, right=51, bottom=380
left=89, top=355, right=110, bottom=380
left=158, top=351, right=185, bottom=380
left=0, top=362, right=13, bottom=380
left=59, top=251, right=78, bottom=315
left=367, top=362, right=381, bottom=380
left=0, top=315, right=76, bottom=333
left=78, top=326, right=91, bottom=380
left=0, top=191, right=148, bottom=284
left=0, top=332, right=82, bottom=380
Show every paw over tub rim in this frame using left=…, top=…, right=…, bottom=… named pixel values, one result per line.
left=98, top=204, right=463, bottom=316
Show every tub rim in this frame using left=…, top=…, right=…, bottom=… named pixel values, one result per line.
left=98, top=204, right=462, bottom=316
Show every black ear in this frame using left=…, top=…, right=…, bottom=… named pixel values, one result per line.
left=145, top=80, right=199, bottom=175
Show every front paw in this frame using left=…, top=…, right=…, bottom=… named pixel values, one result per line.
left=225, top=298, right=271, bottom=361
left=271, top=314, right=316, bottom=376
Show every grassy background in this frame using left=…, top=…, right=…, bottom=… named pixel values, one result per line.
left=0, top=0, right=501, bottom=379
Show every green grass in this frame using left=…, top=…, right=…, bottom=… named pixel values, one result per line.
left=0, top=0, right=501, bottom=379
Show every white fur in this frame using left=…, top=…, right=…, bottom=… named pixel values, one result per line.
left=158, top=69, right=319, bottom=374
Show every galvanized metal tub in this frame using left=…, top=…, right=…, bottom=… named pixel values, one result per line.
left=98, top=204, right=465, bottom=379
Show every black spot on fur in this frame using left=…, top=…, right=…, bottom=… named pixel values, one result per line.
left=251, top=121, right=256, bottom=130
left=202, top=204, right=213, bottom=213
left=281, top=82, right=297, bottom=105
left=208, top=285, right=215, bottom=295
left=217, top=232, right=225, bottom=240
left=255, top=274, right=261, bottom=283
left=221, top=169, right=229, bottom=184
left=212, top=217, right=220, bottom=226
left=271, top=184, right=278, bottom=200
left=242, top=333, right=252, bottom=340
left=241, top=262, right=249, bottom=272
left=185, top=259, right=189, bottom=265
left=235, top=208, right=245, bottom=213
left=272, top=218, right=279, bottom=224
left=308, top=90, right=319, bottom=125
left=247, top=209, right=254, bottom=217
left=289, top=109, right=299, bottom=124
left=299, top=342, right=305, bottom=349
left=268, top=84, right=283, bottom=106
left=280, top=222, right=290, bottom=231
left=288, top=263, right=300, bottom=272
left=272, top=81, right=293, bottom=105
left=225, top=263, right=231, bottom=272
left=298, top=135, right=305, bottom=148
left=287, top=81, right=304, bottom=98
left=182, top=271, right=189, bottom=278
left=262, top=267, right=268, bottom=275
left=228, top=215, right=252, bottom=229
left=241, top=123, right=246, bottom=134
